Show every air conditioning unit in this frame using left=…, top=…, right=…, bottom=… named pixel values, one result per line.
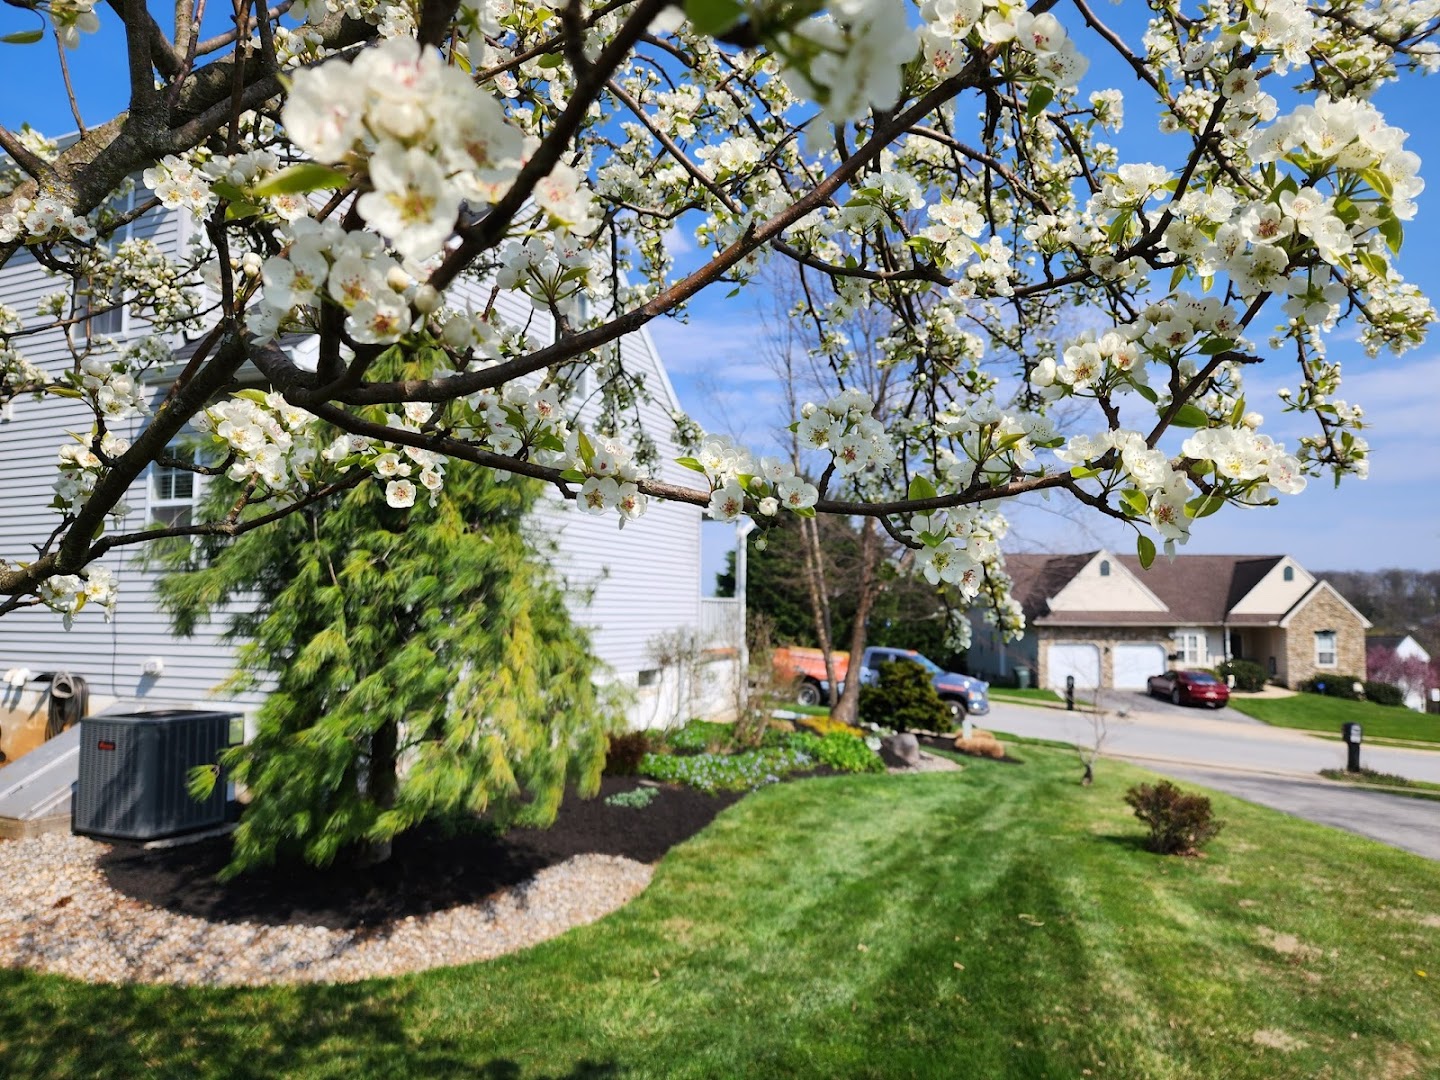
left=72, top=709, right=242, bottom=842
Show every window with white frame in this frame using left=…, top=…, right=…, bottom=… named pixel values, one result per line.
left=1314, top=630, right=1338, bottom=668
left=149, top=443, right=201, bottom=528
left=83, top=187, right=136, bottom=339
left=1173, top=629, right=1205, bottom=664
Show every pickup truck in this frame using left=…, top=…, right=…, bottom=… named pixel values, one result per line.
left=775, top=645, right=990, bottom=718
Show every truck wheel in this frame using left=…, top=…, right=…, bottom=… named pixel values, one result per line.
left=944, top=697, right=966, bottom=722
left=797, top=680, right=823, bottom=708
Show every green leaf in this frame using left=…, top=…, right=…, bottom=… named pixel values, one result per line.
left=1379, top=213, right=1403, bottom=255
left=677, top=456, right=707, bottom=473
left=684, top=0, right=744, bottom=35
left=791, top=505, right=816, bottom=518
left=1120, top=489, right=1149, bottom=516
left=1169, top=403, right=1210, bottom=428
left=1197, top=337, right=1235, bottom=355
left=576, top=430, right=595, bottom=468
left=1169, top=265, right=1187, bottom=292
left=535, top=51, right=565, bottom=69
left=1360, top=166, right=1393, bottom=201
left=1, top=29, right=45, bottom=44
left=1026, top=85, right=1055, bottom=120
left=1136, top=533, right=1157, bottom=570
left=1069, top=465, right=1101, bottom=480
left=1185, top=493, right=1224, bottom=519
left=559, top=469, right=586, bottom=483
left=907, top=474, right=938, bottom=502
left=225, top=201, right=263, bottom=221
left=251, top=163, right=351, bottom=198
left=1132, top=381, right=1159, bottom=404
left=1359, top=250, right=1390, bottom=279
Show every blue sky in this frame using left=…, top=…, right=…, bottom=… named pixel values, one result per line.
left=4, top=12, right=1436, bottom=596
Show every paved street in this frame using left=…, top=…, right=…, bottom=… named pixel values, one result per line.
left=983, top=698, right=1440, bottom=859
left=1157, top=764, right=1440, bottom=861
left=985, top=698, right=1440, bottom=784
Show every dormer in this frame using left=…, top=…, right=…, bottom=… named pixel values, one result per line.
left=1047, top=550, right=1168, bottom=613
left=1229, top=556, right=1314, bottom=616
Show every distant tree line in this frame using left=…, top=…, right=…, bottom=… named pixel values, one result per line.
left=1316, top=569, right=1440, bottom=658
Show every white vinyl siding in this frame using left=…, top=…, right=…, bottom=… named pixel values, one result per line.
left=0, top=204, right=709, bottom=716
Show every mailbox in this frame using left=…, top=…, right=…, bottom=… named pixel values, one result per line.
left=1065, top=674, right=1076, bottom=711
left=1342, top=722, right=1362, bottom=772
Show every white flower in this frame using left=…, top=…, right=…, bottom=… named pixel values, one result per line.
left=356, top=142, right=462, bottom=261
left=386, top=479, right=417, bottom=508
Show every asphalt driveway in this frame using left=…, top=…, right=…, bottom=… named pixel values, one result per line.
left=1157, top=764, right=1440, bottom=862
left=1093, top=688, right=1260, bottom=726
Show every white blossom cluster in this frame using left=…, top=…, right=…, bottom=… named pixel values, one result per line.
left=0, top=195, right=96, bottom=245
left=282, top=37, right=527, bottom=260
left=795, top=389, right=897, bottom=478
left=196, top=391, right=319, bottom=491
left=37, top=565, right=116, bottom=628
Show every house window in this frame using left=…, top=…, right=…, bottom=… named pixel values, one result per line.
left=83, top=187, right=135, bottom=339
left=1314, top=630, right=1338, bottom=668
left=1228, top=631, right=1243, bottom=659
left=1173, top=630, right=1204, bottom=665
left=148, top=444, right=201, bottom=528
left=1283, top=566, right=1294, bottom=582
left=1099, top=560, right=1111, bottom=577
left=1267, top=655, right=1277, bottom=675
left=637, top=668, right=660, bottom=688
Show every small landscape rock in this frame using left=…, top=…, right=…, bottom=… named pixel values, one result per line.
left=879, top=733, right=921, bottom=768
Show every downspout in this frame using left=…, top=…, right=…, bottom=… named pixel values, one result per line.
left=735, top=518, right=757, bottom=716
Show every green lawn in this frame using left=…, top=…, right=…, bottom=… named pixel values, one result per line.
left=987, top=686, right=1066, bottom=705
left=2, top=747, right=1438, bottom=1078
left=1229, top=692, right=1440, bottom=743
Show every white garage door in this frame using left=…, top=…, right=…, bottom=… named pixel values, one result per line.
left=1113, top=644, right=1168, bottom=689
left=1047, top=644, right=1100, bottom=691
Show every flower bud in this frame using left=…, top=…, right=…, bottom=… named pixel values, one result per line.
left=413, top=284, right=442, bottom=314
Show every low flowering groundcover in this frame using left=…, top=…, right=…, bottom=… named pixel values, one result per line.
left=637, top=724, right=886, bottom=793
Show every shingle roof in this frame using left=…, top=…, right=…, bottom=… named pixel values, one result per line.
left=1002, top=551, right=1288, bottom=627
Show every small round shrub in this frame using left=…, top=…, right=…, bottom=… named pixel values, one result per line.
left=858, top=659, right=953, bottom=733
left=1363, top=680, right=1406, bottom=707
left=1218, top=659, right=1266, bottom=693
left=1297, top=674, right=1365, bottom=700
left=1124, top=780, right=1224, bottom=855
left=604, top=731, right=651, bottom=775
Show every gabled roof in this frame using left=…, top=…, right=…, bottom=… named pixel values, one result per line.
left=1002, top=551, right=1304, bottom=627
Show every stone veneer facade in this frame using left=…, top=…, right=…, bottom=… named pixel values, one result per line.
left=1282, top=589, right=1368, bottom=687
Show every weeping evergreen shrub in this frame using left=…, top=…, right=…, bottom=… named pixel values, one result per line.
left=156, top=364, right=614, bottom=877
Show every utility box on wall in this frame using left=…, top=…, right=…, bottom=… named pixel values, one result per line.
left=72, top=710, right=241, bottom=842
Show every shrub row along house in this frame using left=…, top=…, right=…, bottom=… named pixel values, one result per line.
left=0, top=183, right=736, bottom=764
left=968, top=550, right=1371, bottom=692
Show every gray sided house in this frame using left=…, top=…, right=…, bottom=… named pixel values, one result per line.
left=0, top=196, right=731, bottom=764
left=968, top=550, right=1372, bottom=692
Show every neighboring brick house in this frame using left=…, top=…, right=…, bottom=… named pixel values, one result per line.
left=967, top=550, right=1371, bottom=691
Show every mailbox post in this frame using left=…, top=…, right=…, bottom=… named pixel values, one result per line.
left=1342, top=722, right=1363, bottom=773
left=1065, top=674, right=1076, bottom=711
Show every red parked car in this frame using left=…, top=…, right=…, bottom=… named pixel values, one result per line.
left=1147, top=669, right=1230, bottom=708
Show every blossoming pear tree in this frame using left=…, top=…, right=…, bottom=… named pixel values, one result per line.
left=0, top=0, right=1435, bottom=647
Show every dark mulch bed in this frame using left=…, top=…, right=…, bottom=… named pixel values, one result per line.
left=914, top=732, right=1024, bottom=764
left=97, top=776, right=743, bottom=930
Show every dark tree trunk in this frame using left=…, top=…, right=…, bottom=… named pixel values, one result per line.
left=832, top=517, right=880, bottom=726
left=354, top=717, right=400, bottom=867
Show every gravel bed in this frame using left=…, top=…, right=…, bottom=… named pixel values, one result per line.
left=0, top=833, right=651, bottom=987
